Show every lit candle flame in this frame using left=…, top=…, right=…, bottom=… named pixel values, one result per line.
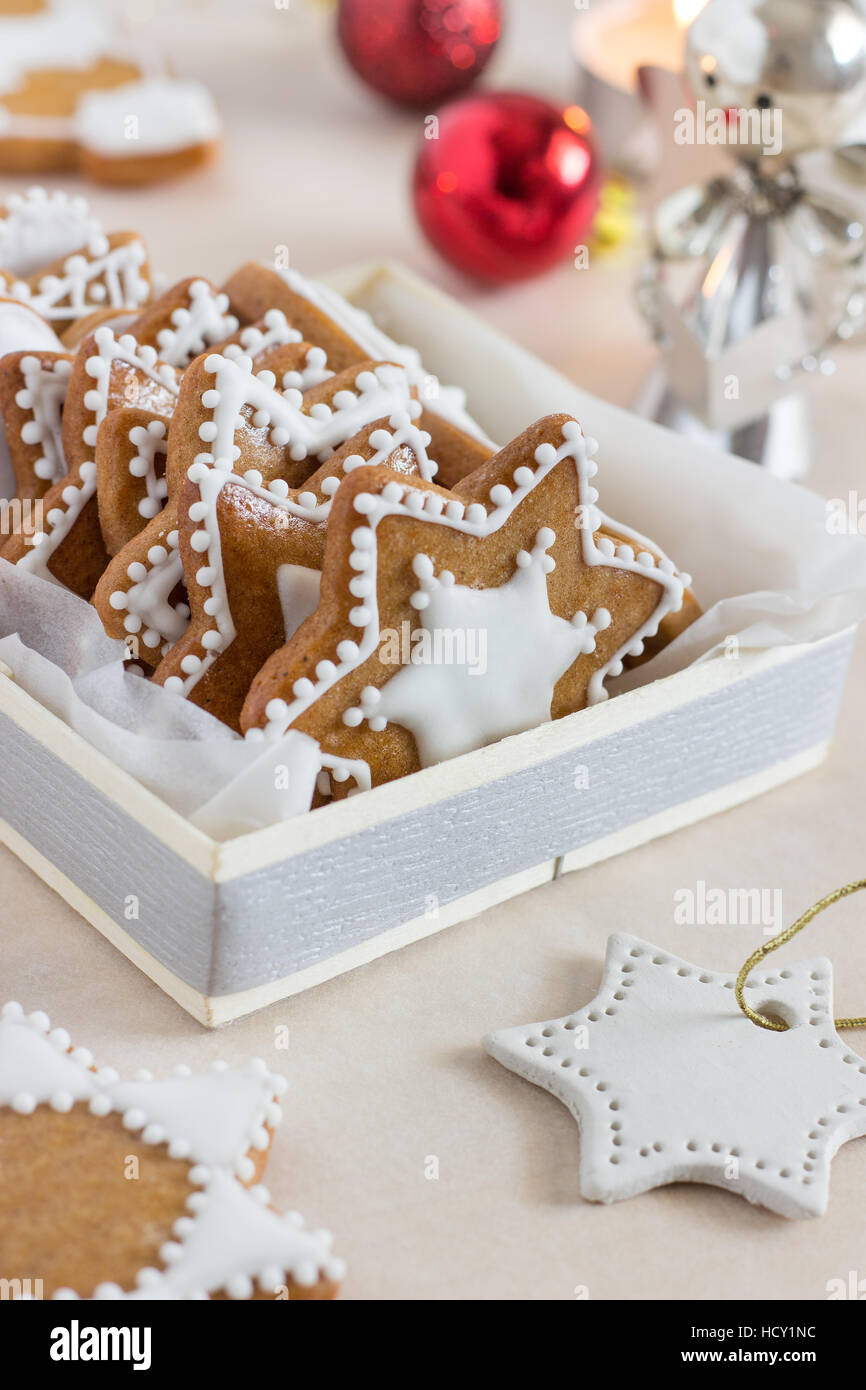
left=673, top=0, right=707, bottom=28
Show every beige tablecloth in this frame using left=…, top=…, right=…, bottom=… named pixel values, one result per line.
left=2, top=0, right=866, bottom=1300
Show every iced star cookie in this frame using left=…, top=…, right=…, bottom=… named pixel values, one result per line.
left=0, top=1002, right=344, bottom=1299
left=0, top=281, right=236, bottom=567
left=89, top=340, right=394, bottom=656
left=153, top=412, right=438, bottom=731
left=242, top=415, right=700, bottom=797
left=92, top=352, right=415, bottom=664
left=222, top=261, right=495, bottom=486
left=1, top=230, right=152, bottom=330
left=2, top=327, right=180, bottom=596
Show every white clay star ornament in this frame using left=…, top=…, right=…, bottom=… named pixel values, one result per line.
left=485, top=933, right=866, bottom=1219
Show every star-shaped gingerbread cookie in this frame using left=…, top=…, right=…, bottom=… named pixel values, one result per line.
left=484, top=934, right=866, bottom=1219
left=92, top=350, right=415, bottom=663
left=222, top=261, right=494, bottom=486
left=241, top=415, right=699, bottom=796
left=2, top=327, right=181, bottom=596
left=153, top=410, right=438, bottom=730
left=2, top=230, right=152, bottom=331
left=0, top=1001, right=345, bottom=1299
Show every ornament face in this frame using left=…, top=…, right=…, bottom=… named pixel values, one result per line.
left=686, top=0, right=866, bottom=163
left=413, top=93, right=601, bottom=282
left=485, top=934, right=866, bottom=1218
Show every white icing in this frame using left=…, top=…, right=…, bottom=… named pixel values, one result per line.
left=0, top=297, right=64, bottom=356
left=0, top=1001, right=344, bottom=1299
left=225, top=309, right=301, bottom=362
left=112, top=542, right=185, bottom=651
left=75, top=79, right=221, bottom=157
left=127, top=418, right=168, bottom=520
left=373, top=534, right=607, bottom=765
left=274, top=265, right=497, bottom=449
left=0, top=1002, right=285, bottom=1176
left=19, top=328, right=179, bottom=583
left=277, top=564, right=321, bottom=641
left=163, top=402, right=430, bottom=698
left=122, top=1169, right=344, bottom=1302
left=153, top=280, right=238, bottom=369
left=484, top=935, right=866, bottom=1220
left=14, top=353, right=71, bottom=484
left=0, top=187, right=102, bottom=278
left=0, top=7, right=116, bottom=95
left=9, top=236, right=150, bottom=323
left=260, top=421, right=689, bottom=775
left=0, top=301, right=65, bottom=501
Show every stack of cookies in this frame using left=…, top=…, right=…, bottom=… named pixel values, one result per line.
left=0, top=187, right=700, bottom=813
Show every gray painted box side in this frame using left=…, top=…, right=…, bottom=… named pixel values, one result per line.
left=0, top=634, right=852, bottom=998
left=209, top=634, right=852, bottom=995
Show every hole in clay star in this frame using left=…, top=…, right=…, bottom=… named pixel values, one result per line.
left=754, top=998, right=801, bottom=1030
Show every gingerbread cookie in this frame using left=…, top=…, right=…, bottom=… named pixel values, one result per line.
left=242, top=415, right=701, bottom=797
left=3, top=327, right=180, bottom=596
left=93, top=351, right=416, bottom=663
left=75, top=78, right=221, bottom=186
left=0, top=4, right=220, bottom=185
left=0, top=296, right=64, bottom=501
left=0, top=280, right=234, bottom=566
left=95, top=407, right=168, bottom=555
left=0, top=348, right=73, bottom=500
left=2, top=230, right=152, bottom=330
left=153, top=411, right=438, bottom=731
left=0, top=1001, right=344, bottom=1300
left=222, top=261, right=496, bottom=485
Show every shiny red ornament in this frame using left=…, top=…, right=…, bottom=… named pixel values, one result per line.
left=337, top=0, right=501, bottom=107
left=413, top=92, right=602, bottom=284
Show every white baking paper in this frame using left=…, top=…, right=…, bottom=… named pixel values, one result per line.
left=0, top=562, right=320, bottom=838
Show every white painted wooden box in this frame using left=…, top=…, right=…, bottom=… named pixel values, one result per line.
left=0, top=264, right=859, bottom=1025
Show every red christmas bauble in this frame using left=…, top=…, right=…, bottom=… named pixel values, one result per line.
left=413, top=92, right=602, bottom=283
left=337, top=0, right=501, bottom=108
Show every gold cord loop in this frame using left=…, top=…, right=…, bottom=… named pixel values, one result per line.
left=736, top=879, right=866, bottom=1033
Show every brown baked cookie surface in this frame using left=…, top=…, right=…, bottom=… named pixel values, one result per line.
left=0, top=1002, right=344, bottom=1300
left=154, top=413, right=438, bottom=731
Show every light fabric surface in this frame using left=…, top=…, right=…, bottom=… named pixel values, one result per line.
left=2, top=0, right=866, bottom=1300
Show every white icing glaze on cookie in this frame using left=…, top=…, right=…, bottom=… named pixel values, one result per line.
left=0, top=1001, right=345, bottom=1299
left=14, top=353, right=72, bottom=485
left=0, top=1002, right=284, bottom=1177
left=163, top=404, right=431, bottom=698
left=75, top=79, right=221, bottom=158
left=274, top=265, right=497, bottom=448
left=0, top=297, right=64, bottom=357
left=8, top=236, right=150, bottom=323
left=128, top=418, right=168, bottom=521
left=260, top=420, right=690, bottom=784
left=277, top=564, right=322, bottom=641
left=110, top=535, right=186, bottom=653
left=0, top=187, right=102, bottom=278
left=153, top=280, right=238, bottom=369
left=19, top=328, right=179, bottom=583
left=224, top=309, right=301, bottom=363
left=372, top=532, right=609, bottom=765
